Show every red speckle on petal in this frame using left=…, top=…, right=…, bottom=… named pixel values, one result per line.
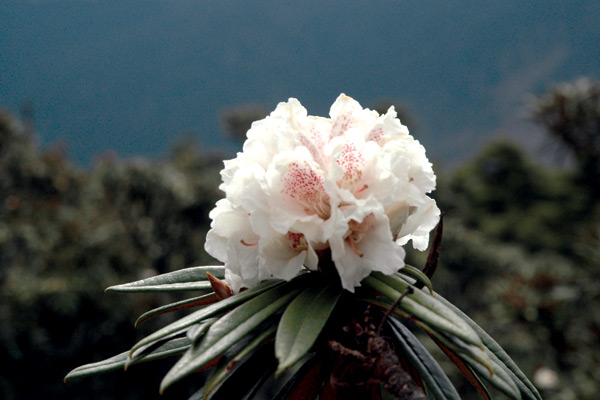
left=287, top=231, right=308, bottom=252
left=367, top=126, right=384, bottom=144
left=330, top=113, right=354, bottom=138
left=337, top=143, right=364, bottom=178
left=299, top=128, right=325, bottom=164
left=336, top=143, right=366, bottom=190
left=282, top=161, right=330, bottom=219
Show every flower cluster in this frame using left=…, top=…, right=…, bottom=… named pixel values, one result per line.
left=205, top=94, right=439, bottom=292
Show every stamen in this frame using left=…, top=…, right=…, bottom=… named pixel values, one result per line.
left=355, top=184, right=368, bottom=194
left=348, top=235, right=364, bottom=257
left=287, top=232, right=308, bottom=252
left=240, top=239, right=258, bottom=247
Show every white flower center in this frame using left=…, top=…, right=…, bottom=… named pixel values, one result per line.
left=345, top=213, right=376, bottom=257
left=287, top=231, right=308, bottom=252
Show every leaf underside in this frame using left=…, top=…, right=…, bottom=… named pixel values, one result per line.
left=106, top=266, right=225, bottom=292
left=135, top=293, right=219, bottom=327
left=64, top=337, right=191, bottom=382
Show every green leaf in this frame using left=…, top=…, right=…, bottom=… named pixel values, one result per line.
left=387, top=318, right=461, bottom=400
left=126, top=328, right=188, bottom=370
left=363, top=274, right=482, bottom=347
left=187, top=318, right=218, bottom=344
left=254, top=353, right=316, bottom=400
left=64, top=337, right=190, bottom=382
left=281, top=356, right=328, bottom=400
left=160, top=277, right=306, bottom=393
left=415, top=320, right=494, bottom=377
left=465, top=352, right=522, bottom=400
left=370, top=273, right=479, bottom=345
left=129, top=279, right=284, bottom=355
left=434, top=294, right=541, bottom=400
left=397, top=265, right=434, bottom=295
left=135, top=293, right=219, bottom=327
left=431, top=335, right=493, bottom=400
left=203, top=323, right=278, bottom=399
left=201, top=343, right=278, bottom=400
left=483, top=350, right=538, bottom=400
left=425, top=325, right=521, bottom=400
left=106, top=266, right=225, bottom=292
left=275, top=280, right=342, bottom=375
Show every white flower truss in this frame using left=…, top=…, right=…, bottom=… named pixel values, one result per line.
left=205, top=94, right=440, bottom=292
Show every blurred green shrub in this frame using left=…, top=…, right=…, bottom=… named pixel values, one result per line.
left=444, top=140, right=590, bottom=255
left=1, top=77, right=598, bottom=399
left=0, top=110, right=222, bottom=399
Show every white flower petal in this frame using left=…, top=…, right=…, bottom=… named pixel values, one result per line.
left=206, top=94, right=439, bottom=292
left=331, top=213, right=405, bottom=291
left=395, top=196, right=440, bottom=251
left=259, top=234, right=309, bottom=280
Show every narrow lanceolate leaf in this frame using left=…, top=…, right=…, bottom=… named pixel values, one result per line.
left=434, top=294, right=541, bottom=400
left=275, top=280, right=343, bottom=375
left=371, top=272, right=472, bottom=334
left=373, top=272, right=482, bottom=346
left=130, top=279, right=284, bottom=355
left=397, top=265, right=434, bottom=295
left=187, top=318, right=218, bottom=344
left=126, top=328, right=188, bottom=370
left=387, top=318, right=461, bottom=400
left=201, top=343, right=278, bottom=400
left=203, top=324, right=277, bottom=399
left=433, top=336, right=492, bottom=400
left=363, top=274, right=482, bottom=347
left=427, top=330, right=521, bottom=400
left=255, top=353, right=316, bottom=400
left=64, top=337, right=190, bottom=382
left=465, top=352, right=522, bottom=400
left=135, top=293, right=219, bottom=327
left=282, top=356, right=327, bottom=400
left=483, top=348, right=539, bottom=400
left=160, top=278, right=306, bottom=393
left=106, top=266, right=225, bottom=292
left=416, top=320, right=494, bottom=376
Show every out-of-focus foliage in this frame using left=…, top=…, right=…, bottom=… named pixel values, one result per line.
left=444, top=140, right=590, bottom=255
left=0, top=109, right=222, bottom=399
left=220, top=103, right=269, bottom=142
left=418, top=78, right=600, bottom=399
left=533, top=77, right=600, bottom=202
left=413, top=216, right=600, bottom=400
left=533, top=78, right=600, bottom=159
left=1, top=77, right=598, bottom=399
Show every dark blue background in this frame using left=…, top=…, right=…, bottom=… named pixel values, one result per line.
left=1, top=0, right=598, bottom=165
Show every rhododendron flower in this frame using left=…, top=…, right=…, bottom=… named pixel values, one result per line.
left=205, top=94, right=440, bottom=292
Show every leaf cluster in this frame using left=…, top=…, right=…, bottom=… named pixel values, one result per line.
left=65, top=263, right=540, bottom=400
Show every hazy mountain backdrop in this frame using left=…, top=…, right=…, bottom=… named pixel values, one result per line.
left=1, top=0, right=599, bottom=165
